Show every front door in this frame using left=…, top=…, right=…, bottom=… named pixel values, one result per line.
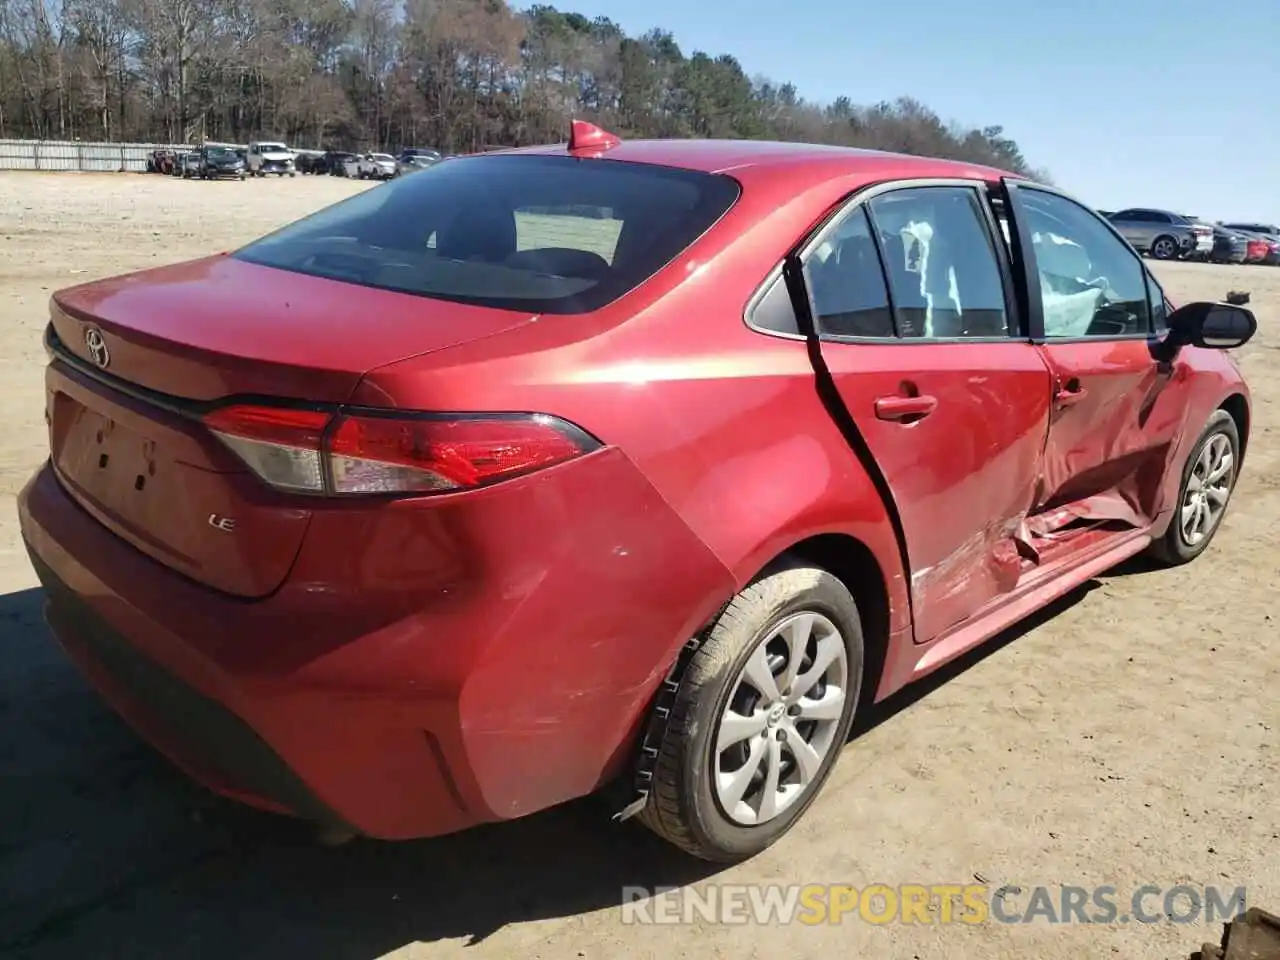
left=1004, top=184, right=1190, bottom=528
left=804, top=181, right=1053, bottom=644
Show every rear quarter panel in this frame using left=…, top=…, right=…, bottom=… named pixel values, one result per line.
left=353, top=162, right=932, bottom=635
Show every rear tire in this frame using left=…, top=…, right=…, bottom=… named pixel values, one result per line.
left=638, top=559, right=863, bottom=862
left=1148, top=410, right=1240, bottom=566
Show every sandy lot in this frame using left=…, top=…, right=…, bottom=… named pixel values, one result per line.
left=0, top=172, right=1276, bottom=960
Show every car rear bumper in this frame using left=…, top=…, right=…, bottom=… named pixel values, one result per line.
left=17, top=451, right=733, bottom=839
left=26, top=543, right=356, bottom=831
left=1212, top=244, right=1248, bottom=263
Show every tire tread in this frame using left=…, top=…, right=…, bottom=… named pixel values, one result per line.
left=638, top=561, right=855, bottom=861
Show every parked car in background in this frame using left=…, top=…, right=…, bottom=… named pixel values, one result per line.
left=395, top=148, right=442, bottom=176
left=1207, top=225, right=1250, bottom=264
left=293, top=151, right=327, bottom=175
left=247, top=141, right=296, bottom=177
left=1105, top=208, right=1198, bottom=259
left=197, top=146, right=247, bottom=180
left=19, top=125, right=1258, bottom=864
left=350, top=152, right=398, bottom=180
left=1254, top=235, right=1280, bottom=265
left=170, top=152, right=189, bottom=177
left=322, top=151, right=357, bottom=176
left=1222, top=224, right=1280, bottom=265
left=179, top=152, right=202, bottom=178
left=1174, top=214, right=1217, bottom=258
left=1241, top=233, right=1274, bottom=264
left=146, top=150, right=177, bottom=175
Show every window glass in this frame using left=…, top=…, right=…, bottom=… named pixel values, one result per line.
left=1019, top=189, right=1151, bottom=338
left=514, top=204, right=623, bottom=264
left=749, top=272, right=801, bottom=336
left=867, top=186, right=1010, bottom=338
left=802, top=205, right=895, bottom=338
left=234, top=154, right=740, bottom=314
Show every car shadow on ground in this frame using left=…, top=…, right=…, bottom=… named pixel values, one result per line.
left=0, top=576, right=1104, bottom=960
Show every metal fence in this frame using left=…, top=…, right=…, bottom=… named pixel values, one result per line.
left=0, top=139, right=195, bottom=173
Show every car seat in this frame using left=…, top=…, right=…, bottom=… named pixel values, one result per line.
left=808, top=234, right=895, bottom=337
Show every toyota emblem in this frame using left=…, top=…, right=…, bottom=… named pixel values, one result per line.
left=84, top=326, right=110, bottom=368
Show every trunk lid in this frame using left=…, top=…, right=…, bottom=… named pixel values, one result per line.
left=46, top=256, right=537, bottom=597
left=51, top=255, right=537, bottom=401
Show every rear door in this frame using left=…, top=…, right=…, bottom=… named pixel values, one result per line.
left=1107, top=209, right=1151, bottom=250
left=1003, top=181, right=1190, bottom=530
left=796, top=179, right=1054, bottom=644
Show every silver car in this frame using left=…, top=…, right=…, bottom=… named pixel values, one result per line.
left=395, top=148, right=442, bottom=177
left=1105, top=208, right=1198, bottom=260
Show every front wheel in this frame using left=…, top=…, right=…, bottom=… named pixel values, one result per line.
left=637, top=560, right=863, bottom=862
left=1148, top=410, right=1240, bottom=566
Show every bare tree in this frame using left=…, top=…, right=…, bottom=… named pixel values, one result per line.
left=0, top=0, right=1041, bottom=177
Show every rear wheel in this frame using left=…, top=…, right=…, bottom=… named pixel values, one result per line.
left=1150, top=235, right=1179, bottom=260
left=638, top=560, right=863, bottom=862
left=1148, top=410, right=1240, bottom=565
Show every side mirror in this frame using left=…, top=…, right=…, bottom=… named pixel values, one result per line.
left=1164, top=301, right=1257, bottom=351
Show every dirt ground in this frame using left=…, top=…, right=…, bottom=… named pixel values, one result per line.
left=0, top=172, right=1276, bottom=960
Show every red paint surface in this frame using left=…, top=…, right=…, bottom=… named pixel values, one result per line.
left=18, top=137, right=1253, bottom=839
left=1245, top=238, right=1270, bottom=263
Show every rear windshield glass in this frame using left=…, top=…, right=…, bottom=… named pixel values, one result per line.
left=233, top=154, right=741, bottom=314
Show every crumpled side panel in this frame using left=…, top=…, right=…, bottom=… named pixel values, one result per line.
left=1035, top=340, right=1191, bottom=533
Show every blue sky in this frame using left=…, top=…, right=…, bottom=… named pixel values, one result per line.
left=515, top=0, right=1279, bottom=224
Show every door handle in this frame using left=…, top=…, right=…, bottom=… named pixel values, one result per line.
left=874, top=394, right=938, bottom=422
left=1054, top=379, right=1088, bottom=407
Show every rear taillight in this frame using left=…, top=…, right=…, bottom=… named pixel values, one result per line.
left=203, top=405, right=598, bottom=496
left=203, top=405, right=329, bottom=493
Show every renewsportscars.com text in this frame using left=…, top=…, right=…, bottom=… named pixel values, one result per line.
left=620, top=883, right=1247, bottom=926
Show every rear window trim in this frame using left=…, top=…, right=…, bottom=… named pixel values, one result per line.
left=231, top=154, right=743, bottom=316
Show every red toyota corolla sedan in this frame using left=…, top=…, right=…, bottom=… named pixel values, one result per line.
left=18, top=122, right=1256, bottom=862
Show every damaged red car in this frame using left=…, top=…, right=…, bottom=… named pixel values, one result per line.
left=18, top=122, right=1256, bottom=863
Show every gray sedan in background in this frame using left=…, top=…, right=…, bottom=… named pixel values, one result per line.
left=1105, top=208, right=1202, bottom=259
